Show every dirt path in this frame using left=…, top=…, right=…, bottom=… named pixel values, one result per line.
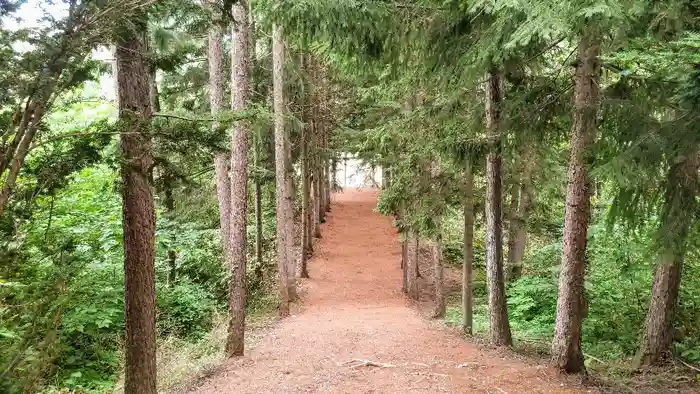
left=188, top=190, right=592, bottom=394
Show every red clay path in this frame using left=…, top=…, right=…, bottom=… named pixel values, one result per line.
left=187, top=190, right=593, bottom=394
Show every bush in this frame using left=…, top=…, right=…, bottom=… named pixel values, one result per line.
left=156, top=280, right=217, bottom=339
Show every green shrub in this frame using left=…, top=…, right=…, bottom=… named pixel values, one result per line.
left=156, top=280, right=217, bottom=339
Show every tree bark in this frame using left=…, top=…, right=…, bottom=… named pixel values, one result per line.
left=226, top=1, right=251, bottom=357
left=462, top=161, right=474, bottom=335
left=298, top=53, right=311, bottom=279
left=484, top=69, right=512, bottom=347
left=208, top=9, right=232, bottom=272
left=116, top=14, right=156, bottom=394
left=254, top=143, right=264, bottom=274
left=551, top=27, right=600, bottom=373
left=272, top=23, right=290, bottom=316
left=407, top=233, right=420, bottom=300
left=505, top=180, right=519, bottom=279
left=635, top=151, right=699, bottom=367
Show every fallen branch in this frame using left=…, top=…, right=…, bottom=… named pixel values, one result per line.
left=677, top=358, right=700, bottom=374
left=582, top=352, right=605, bottom=364
left=344, top=359, right=394, bottom=369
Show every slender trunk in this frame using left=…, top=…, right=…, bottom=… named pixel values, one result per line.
left=505, top=181, right=519, bottom=280
left=283, top=94, right=296, bottom=300
left=116, top=15, right=156, bottom=394
left=462, top=161, right=474, bottom=335
left=635, top=151, right=699, bottom=367
left=407, top=233, right=419, bottom=300
left=299, top=54, right=311, bottom=278
left=551, top=27, right=600, bottom=373
left=509, top=145, right=535, bottom=281
left=208, top=11, right=232, bottom=270
left=432, top=227, right=445, bottom=318
left=254, top=144, right=264, bottom=275
left=313, top=121, right=322, bottom=238
left=164, top=179, right=177, bottom=285
left=272, top=23, right=290, bottom=316
left=484, top=69, right=512, bottom=347
left=226, top=2, right=250, bottom=357
left=400, top=201, right=408, bottom=293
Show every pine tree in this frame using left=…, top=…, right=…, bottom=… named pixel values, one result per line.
left=226, top=0, right=251, bottom=357
left=551, top=25, right=601, bottom=373
left=115, top=10, right=157, bottom=393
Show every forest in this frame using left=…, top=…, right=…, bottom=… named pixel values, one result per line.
left=1, top=0, right=699, bottom=393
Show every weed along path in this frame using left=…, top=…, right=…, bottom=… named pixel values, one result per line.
left=186, top=190, right=592, bottom=394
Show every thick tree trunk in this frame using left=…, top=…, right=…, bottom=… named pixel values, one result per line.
left=551, top=28, right=600, bottom=373
left=272, top=23, right=290, bottom=316
left=462, top=161, right=474, bottom=335
left=116, top=15, right=156, bottom=394
left=484, top=69, right=512, bottom=347
left=226, top=2, right=251, bottom=357
left=635, top=152, right=699, bottom=367
left=407, top=233, right=420, bottom=300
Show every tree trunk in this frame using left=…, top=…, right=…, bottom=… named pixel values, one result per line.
left=254, top=144, right=264, bottom=275
left=312, top=111, right=322, bottom=238
left=505, top=181, right=519, bottom=279
left=164, top=178, right=177, bottom=285
left=635, top=151, right=699, bottom=367
left=299, top=54, right=311, bottom=279
left=484, top=69, right=512, bottom=347
left=407, top=233, right=420, bottom=300
left=462, top=161, right=474, bottom=335
left=116, top=15, right=156, bottom=394
left=432, top=228, right=445, bottom=318
left=208, top=10, right=232, bottom=272
left=399, top=201, right=408, bottom=293
left=272, top=23, right=290, bottom=316
left=509, top=145, right=534, bottom=281
left=225, top=2, right=251, bottom=357
left=551, top=27, right=600, bottom=373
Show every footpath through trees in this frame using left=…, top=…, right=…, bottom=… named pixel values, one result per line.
left=185, top=190, right=589, bottom=394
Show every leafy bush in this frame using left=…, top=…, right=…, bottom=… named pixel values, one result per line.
left=156, top=280, right=217, bottom=339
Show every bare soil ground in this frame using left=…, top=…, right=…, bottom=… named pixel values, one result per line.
left=185, top=190, right=596, bottom=394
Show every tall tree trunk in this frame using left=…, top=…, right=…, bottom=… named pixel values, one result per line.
left=312, top=104, right=322, bottom=238
left=551, top=28, right=600, bottom=373
left=272, top=23, right=290, bottom=316
left=484, top=69, right=512, bottom=347
left=508, top=145, right=535, bottom=281
left=226, top=2, right=251, bottom=357
left=407, top=233, right=419, bottom=300
left=462, top=161, right=474, bottom=335
left=208, top=8, right=233, bottom=273
left=635, top=151, right=699, bottom=367
left=116, top=14, right=156, bottom=394
left=298, top=53, right=311, bottom=279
